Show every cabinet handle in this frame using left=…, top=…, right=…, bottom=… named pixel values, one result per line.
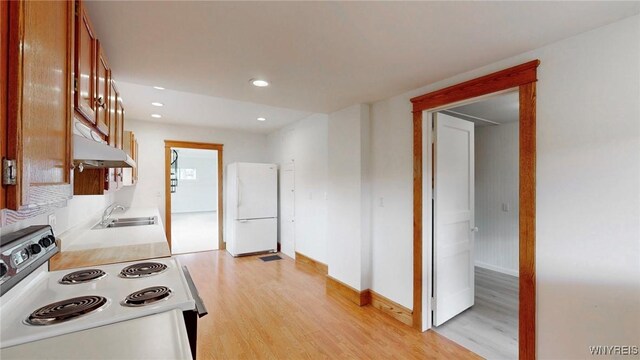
left=95, top=96, right=106, bottom=109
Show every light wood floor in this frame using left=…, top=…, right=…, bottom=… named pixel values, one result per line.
left=176, top=251, right=481, bottom=360
left=433, top=267, right=518, bottom=360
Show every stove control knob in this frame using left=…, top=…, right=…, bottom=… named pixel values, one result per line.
left=29, top=243, right=42, bottom=255
left=39, top=236, right=53, bottom=248
left=47, top=235, right=56, bottom=245
left=0, top=263, right=7, bottom=277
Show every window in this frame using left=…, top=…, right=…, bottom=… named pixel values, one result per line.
left=178, top=168, right=197, bottom=180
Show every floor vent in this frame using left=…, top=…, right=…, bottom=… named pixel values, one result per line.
left=259, top=255, right=282, bottom=262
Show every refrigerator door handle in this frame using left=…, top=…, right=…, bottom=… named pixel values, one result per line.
left=237, top=179, right=242, bottom=207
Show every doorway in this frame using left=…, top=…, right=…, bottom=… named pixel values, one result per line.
left=410, top=60, right=539, bottom=360
left=429, top=92, right=520, bottom=359
left=164, top=140, right=224, bottom=253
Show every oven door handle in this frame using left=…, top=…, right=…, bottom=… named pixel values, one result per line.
left=181, top=266, right=208, bottom=318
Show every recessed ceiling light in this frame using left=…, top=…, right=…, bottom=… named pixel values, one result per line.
left=153, top=86, right=165, bottom=90
left=151, top=102, right=164, bottom=107
left=250, top=79, right=269, bottom=87
left=151, top=114, right=162, bottom=118
left=257, top=117, right=266, bottom=121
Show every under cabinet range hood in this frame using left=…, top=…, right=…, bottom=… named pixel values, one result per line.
left=73, top=134, right=135, bottom=169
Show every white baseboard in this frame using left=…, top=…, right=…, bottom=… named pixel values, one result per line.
left=475, top=261, right=519, bottom=277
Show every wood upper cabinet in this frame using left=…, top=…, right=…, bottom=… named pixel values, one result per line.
left=107, top=78, right=120, bottom=190
left=72, top=0, right=133, bottom=196
left=116, top=98, right=124, bottom=150
left=122, top=130, right=138, bottom=186
left=5, top=0, right=73, bottom=210
left=1, top=0, right=8, bottom=209
left=74, top=0, right=96, bottom=125
left=115, top=97, right=125, bottom=188
left=94, top=41, right=110, bottom=136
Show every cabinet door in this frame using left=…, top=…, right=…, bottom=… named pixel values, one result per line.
left=105, top=76, right=118, bottom=190
left=94, top=41, right=109, bottom=136
left=134, top=140, right=139, bottom=183
left=1, top=0, right=8, bottom=209
left=108, top=76, right=117, bottom=147
left=74, top=0, right=96, bottom=124
left=6, top=0, right=73, bottom=210
left=115, top=98, right=125, bottom=187
left=116, top=99, right=124, bottom=150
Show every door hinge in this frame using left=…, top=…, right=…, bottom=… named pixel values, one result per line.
left=73, top=77, right=78, bottom=93
left=2, top=159, right=17, bottom=186
left=430, top=297, right=436, bottom=311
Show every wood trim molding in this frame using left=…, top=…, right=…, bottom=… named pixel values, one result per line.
left=410, top=60, right=539, bottom=360
left=370, top=290, right=413, bottom=327
left=164, top=140, right=225, bottom=251
left=519, top=82, right=537, bottom=360
left=295, top=251, right=328, bottom=275
left=326, top=275, right=371, bottom=306
left=410, top=60, right=539, bottom=112
left=412, top=111, right=423, bottom=330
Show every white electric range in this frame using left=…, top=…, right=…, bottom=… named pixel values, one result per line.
left=0, top=225, right=207, bottom=359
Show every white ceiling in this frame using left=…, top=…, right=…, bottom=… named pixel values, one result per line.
left=86, top=1, right=639, bottom=129
left=117, top=81, right=311, bottom=133
left=447, top=92, right=519, bottom=127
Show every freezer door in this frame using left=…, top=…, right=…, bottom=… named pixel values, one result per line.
left=237, top=163, right=278, bottom=219
left=229, top=218, right=277, bottom=256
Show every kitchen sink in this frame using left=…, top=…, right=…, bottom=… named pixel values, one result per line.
left=92, top=216, right=158, bottom=230
left=111, top=217, right=156, bottom=223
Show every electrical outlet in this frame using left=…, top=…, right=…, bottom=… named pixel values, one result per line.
left=48, top=213, right=56, bottom=226
left=379, top=197, right=385, bottom=207
left=502, top=203, right=510, bottom=212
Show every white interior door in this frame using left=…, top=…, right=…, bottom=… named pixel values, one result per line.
left=280, top=162, right=295, bottom=258
left=433, top=112, right=476, bottom=327
left=237, top=163, right=278, bottom=219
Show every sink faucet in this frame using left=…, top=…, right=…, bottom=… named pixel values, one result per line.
left=102, top=204, right=125, bottom=225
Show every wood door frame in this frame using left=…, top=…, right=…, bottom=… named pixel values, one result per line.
left=410, top=60, right=539, bottom=360
left=164, top=140, right=225, bottom=252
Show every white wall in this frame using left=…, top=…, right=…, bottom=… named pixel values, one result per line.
left=474, top=121, right=519, bottom=276
left=115, top=119, right=269, bottom=225
left=326, top=104, right=372, bottom=291
left=370, top=94, right=415, bottom=308
left=171, top=150, right=218, bottom=214
left=368, top=14, right=639, bottom=358
left=267, top=113, right=329, bottom=263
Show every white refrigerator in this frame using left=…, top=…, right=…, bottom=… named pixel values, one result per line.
left=225, top=162, right=278, bottom=257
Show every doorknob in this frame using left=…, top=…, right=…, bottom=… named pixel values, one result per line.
left=471, top=227, right=479, bottom=232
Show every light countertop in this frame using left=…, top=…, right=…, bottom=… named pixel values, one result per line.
left=0, top=309, right=192, bottom=360
left=59, top=207, right=168, bottom=251
left=50, top=207, right=171, bottom=271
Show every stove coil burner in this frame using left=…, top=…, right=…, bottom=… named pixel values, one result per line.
left=119, top=262, right=168, bottom=278
left=26, top=296, right=108, bottom=326
left=121, top=286, right=172, bottom=307
left=59, top=269, right=107, bottom=284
